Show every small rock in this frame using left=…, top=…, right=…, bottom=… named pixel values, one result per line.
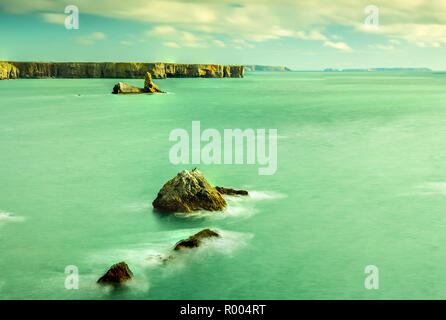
left=97, top=261, right=133, bottom=285
left=215, top=186, right=248, bottom=196
left=174, top=229, right=220, bottom=251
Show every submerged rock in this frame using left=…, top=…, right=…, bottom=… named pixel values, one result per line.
left=97, top=261, right=133, bottom=285
left=152, top=169, right=226, bottom=213
left=112, top=72, right=164, bottom=94
left=174, top=229, right=221, bottom=251
left=215, top=186, right=249, bottom=196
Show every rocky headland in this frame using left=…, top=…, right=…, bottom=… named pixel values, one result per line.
left=244, top=65, right=292, bottom=72
left=0, top=61, right=244, bottom=80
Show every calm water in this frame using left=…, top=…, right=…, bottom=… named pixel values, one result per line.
left=1, top=72, right=446, bottom=299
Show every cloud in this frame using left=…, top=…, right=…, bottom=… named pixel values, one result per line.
left=357, top=23, right=446, bottom=47
left=41, top=13, right=66, bottom=24
left=145, top=25, right=225, bottom=48
left=76, top=32, right=107, bottom=45
left=369, top=44, right=395, bottom=51
left=323, top=41, right=352, bottom=51
left=163, top=41, right=181, bottom=48
left=3, top=0, right=446, bottom=51
left=213, top=39, right=226, bottom=47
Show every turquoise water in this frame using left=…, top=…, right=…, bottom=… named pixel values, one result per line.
left=2, top=72, right=446, bottom=299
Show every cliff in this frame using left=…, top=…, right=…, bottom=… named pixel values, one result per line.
left=0, top=62, right=244, bottom=80
left=0, top=62, right=18, bottom=80
left=244, top=65, right=292, bottom=72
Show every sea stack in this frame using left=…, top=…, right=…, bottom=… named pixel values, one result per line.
left=152, top=169, right=227, bottom=213
left=112, top=72, right=164, bottom=94
left=97, top=261, right=133, bottom=285
left=144, top=72, right=164, bottom=93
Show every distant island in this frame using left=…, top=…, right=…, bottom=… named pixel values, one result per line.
left=323, top=67, right=432, bottom=72
left=245, top=65, right=292, bottom=72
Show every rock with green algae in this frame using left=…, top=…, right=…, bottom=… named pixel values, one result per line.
left=152, top=169, right=227, bottom=213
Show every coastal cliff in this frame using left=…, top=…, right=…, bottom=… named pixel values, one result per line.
left=0, top=62, right=244, bottom=80
left=0, top=62, right=18, bottom=80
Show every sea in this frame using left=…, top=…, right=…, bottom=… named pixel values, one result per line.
left=1, top=71, right=446, bottom=299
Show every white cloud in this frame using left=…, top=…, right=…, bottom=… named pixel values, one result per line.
left=5, top=0, right=446, bottom=51
left=163, top=41, right=181, bottom=48
left=76, top=32, right=107, bottom=45
left=41, top=13, right=66, bottom=24
left=323, top=41, right=352, bottom=51
left=369, top=44, right=395, bottom=51
left=213, top=39, right=226, bottom=47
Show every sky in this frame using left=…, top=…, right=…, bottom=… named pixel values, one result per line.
left=1, top=0, right=446, bottom=70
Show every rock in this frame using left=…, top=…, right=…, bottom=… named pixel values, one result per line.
left=112, top=72, right=164, bottom=94
left=152, top=169, right=226, bottom=213
left=215, top=186, right=249, bottom=196
left=174, top=229, right=220, bottom=251
left=97, top=261, right=133, bottom=285
left=143, top=72, right=164, bottom=93
left=0, top=62, right=18, bottom=80
left=112, top=81, right=145, bottom=94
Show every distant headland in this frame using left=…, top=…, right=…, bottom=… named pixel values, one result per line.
left=323, top=67, right=432, bottom=72
left=245, top=65, right=292, bottom=72
left=0, top=61, right=244, bottom=80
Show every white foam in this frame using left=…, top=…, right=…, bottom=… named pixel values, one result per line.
left=171, top=190, right=287, bottom=221
left=248, top=190, right=287, bottom=200
left=413, top=182, right=446, bottom=195
left=86, top=228, right=253, bottom=289
left=0, top=210, right=25, bottom=225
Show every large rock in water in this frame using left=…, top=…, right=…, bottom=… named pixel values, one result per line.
left=97, top=261, right=133, bottom=285
left=152, top=169, right=227, bottom=213
left=112, top=72, right=164, bottom=94
left=144, top=72, right=163, bottom=93
left=112, top=81, right=145, bottom=94
left=174, top=229, right=221, bottom=251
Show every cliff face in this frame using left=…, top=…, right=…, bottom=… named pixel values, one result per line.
left=0, top=62, right=18, bottom=80
left=0, top=62, right=244, bottom=79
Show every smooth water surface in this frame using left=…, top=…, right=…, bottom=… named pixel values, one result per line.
left=1, top=72, right=446, bottom=299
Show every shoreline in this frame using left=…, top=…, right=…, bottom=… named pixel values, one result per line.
left=0, top=61, right=245, bottom=80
